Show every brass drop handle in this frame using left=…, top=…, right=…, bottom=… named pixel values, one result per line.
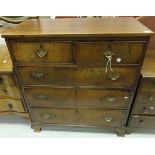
left=104, top=116, right=113, bottom=122
left=108, top=74, right=119, bottom=81
left=32, top=72, right=43, bottom=80
left=37, top=95, right=48, bottom=100
left=43, top=113, right=56, bottom=119
left=36, top=49, right=48, bottom=58
left=103, top=51, right=114, bottom=73
left=106, top=96, right=116, bottom=102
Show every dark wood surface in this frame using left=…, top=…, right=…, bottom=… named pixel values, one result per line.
left=1, top=17, right=153, bottom=38
left=24, top=87, right=131, bottom=109
left=18, top=66, right=138, bottom=88
left=31, top=107, right=127, bottom=128
left=3, top=17, right=152, bottom=135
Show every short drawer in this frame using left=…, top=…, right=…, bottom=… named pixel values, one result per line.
left=31, top=108, right=127, bottom=128
left=0, top=99, right=24, bottom=112
left=130, top=115, right=155, bottom=128
left=134, top=104, right=155, bottom=115
left=18, top=66, right=138, bottom=88
left=24, top=87, right=131, bottom=109
left=0, top=75, right=16, bottom=86
left=10, top=41, right=72, bottom=64
left=76, top=41, right=145, bottom=64
left=0, top=84, right=20, bottom=99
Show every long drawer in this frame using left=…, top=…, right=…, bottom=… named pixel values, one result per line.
left=0, top=99, right=24, bottom=112
left=31, top=108, right=127, bottom=128
left=18, top=66, right=138, bottom=88
left=75, top=41, right=144, bottom=64
left=130, top=115, right=155, bottom=128
left=24, top=87, right=131, bottom=109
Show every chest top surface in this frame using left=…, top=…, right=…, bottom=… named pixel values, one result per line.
left=1, top=17, right=153, bottom=38
left=142, top=50, right=155, bottom=78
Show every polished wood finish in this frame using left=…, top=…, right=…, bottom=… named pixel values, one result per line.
left=128, top=50, right=155, bottom=133
left=0, top=99, right=24, bottom=112
left=0, top=38, right=12, bottom=73
left=76, top=41, right=144, bottom=64
left=10, top=41, right=72, bottom=64
left=18, top=66, right=138, bottom=88
left=142, top=50, right=155, bottom=77
left=130, top=115, right=155, bottom=128
left=3, top=18, right=152, bottom=136
left=31, top=108, right=127, bottom=128
left=2, top=18, right=153, bottom=38
left=25, top=87, right=131, bottom=109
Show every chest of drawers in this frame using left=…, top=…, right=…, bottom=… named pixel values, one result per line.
left=2, top=17, right=153, bottom=136
left=0, top=37, right=29, bottom=118
left=128, top=50, right=155, bottom=132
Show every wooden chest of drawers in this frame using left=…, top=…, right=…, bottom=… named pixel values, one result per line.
left=2, top=17, right=153, bottom=136
left=0, top=37, right=29, bottom=118
left=128, top=50, right=155, bottom=132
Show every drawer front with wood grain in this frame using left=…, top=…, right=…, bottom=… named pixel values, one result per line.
left=0, top=99, right=24, bottom=112
left=0, top=84, right=20, bottom=99
left=18, top=66, right=138, bottom=88
left=76, top=41, right=145, bottom=64
left=134, top=103, right=155, bottom=115
left=10, top=42, right=73, bottom=64
left=0, top=75, right=16, bottom=86
left=31, top=108, right=127, bottom=128
left=130, top=115, right=155, bottom=128
left=24, top=87, right=131, bottom=109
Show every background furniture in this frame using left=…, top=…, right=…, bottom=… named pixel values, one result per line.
left=0, top=36, right=29, bottom=119
left=128, top=50, right=155, bottom=132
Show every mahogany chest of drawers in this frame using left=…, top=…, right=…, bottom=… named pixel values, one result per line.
left=128, top=50, right=155, bottom=132
left=2, top=17, right=153, bottom=136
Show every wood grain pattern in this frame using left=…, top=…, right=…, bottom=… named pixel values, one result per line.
left=10, top=41, right=73, bottom=64
left=142, top=50, right=155, bottom=77
left=0, top=99, right=24, bottom=112
left=31, top=107, right=127, bottom=128
left=76, top=41, right=144, bottom=64
left=0, top=38, right=12, bottom=73
left=2, top=18, right=153, bottom=38
left=18, top=66, right=138, bottom=88
left=130, top=115, right=155, bottom=128
left=24, top=87, right=131, bottom=109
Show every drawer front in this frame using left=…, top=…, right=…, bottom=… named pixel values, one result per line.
left=0, top=99, right=24, bottom=112
left=130, top=115, right=155, bottom=128
left=10, top=42, right=72, bottom=63
left=31, top=108, right=127, bottom=128
left=141, top=78, right=155, bottom=91
left=18, top=67, right=138, bottom=88
left=0, top=75, right=16, bottom=86
left=76, top=41, right=144, bottom=64
left=134, top=104, right=155, bottom=115
left=0, top=84, right=20, bottom=99
left=25, top=87, right=131, bottom=109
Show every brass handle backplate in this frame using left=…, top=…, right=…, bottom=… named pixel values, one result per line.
left=104, top=116, right=113, bottom=122
left=106, top=96, right=116, bottom=102
left=36, top=95, right=48, bottom=100
left=108, top=74, right=119, bottom=81
left=32, top=72, right=43, bottom=80
left=43, top=113, right=56, bottom=119
left=36, top=49, right=48, bottom=58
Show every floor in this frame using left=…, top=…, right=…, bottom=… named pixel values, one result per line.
left=0, top=115, right=155, bottom=138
